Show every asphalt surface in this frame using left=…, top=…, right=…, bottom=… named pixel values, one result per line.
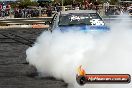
left=0, top=28, right=67, bottom=88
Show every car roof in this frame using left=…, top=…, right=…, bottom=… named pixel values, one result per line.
left=60, top=10, right=97, bottom=14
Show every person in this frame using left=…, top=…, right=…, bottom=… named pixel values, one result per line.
left=94, top=1, right=99, bottom=11
left=56, top=3, right=60, bottom=12
left=84, top=0, right=89, bottom=10
left=46, top=6, right=52, bottom=17
left=120, top=7, right=125, bottom=15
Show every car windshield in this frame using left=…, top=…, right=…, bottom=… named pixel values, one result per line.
left=58, top=13, right=103, bottom=26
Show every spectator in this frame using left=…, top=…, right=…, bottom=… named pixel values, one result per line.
left=46, top=6, right=52, bottom=17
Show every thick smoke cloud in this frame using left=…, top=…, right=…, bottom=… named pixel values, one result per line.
left=26, top=14, right=132, bottom=88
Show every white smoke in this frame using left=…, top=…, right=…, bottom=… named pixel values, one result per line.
left=26, top=14, right=132, bottom=88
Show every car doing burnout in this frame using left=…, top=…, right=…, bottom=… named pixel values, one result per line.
left=49, top=10, right=110, bottom=32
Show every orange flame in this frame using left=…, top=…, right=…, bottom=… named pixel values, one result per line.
left=77, top=65, right=86, bottom=76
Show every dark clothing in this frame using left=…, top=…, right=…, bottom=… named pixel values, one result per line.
left=46, top=8, right=52, bottom=17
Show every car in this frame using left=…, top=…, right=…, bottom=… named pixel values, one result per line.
left=48, top=10, right=110, bottom=33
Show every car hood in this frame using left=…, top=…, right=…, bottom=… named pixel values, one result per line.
left=58, top=25, right=110, bottom=32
